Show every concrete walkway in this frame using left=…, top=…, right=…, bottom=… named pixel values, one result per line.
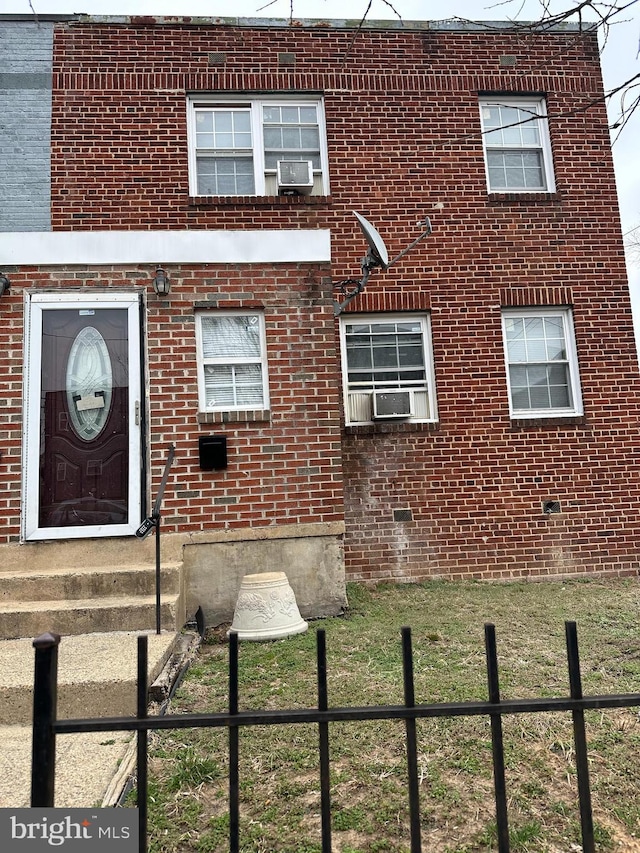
left=0, top=630, right=192, bottom=807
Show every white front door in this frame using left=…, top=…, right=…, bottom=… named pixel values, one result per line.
left=22, top=292, right=144, bottom=541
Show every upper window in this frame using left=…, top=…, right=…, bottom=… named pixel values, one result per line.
left=195, top=312, right=269, bottom=412
left=479, top=97, right=555, bottom=192
left=501, top=308, right=582, bottom=418
left=340, top=314, right=437, bottom=425
left=187, top=96, right=329, bottom=197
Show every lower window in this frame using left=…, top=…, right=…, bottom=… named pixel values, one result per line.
left=196, top=311, right=269, bottom=412
left=501, top=307, right=583, bottom=418
left=340, top=314, right=437, bottom=425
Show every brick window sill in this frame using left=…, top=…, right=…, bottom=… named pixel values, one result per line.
left=487, top=192, right=560, bottom=205
left=198, top=409, right=271, bottom=425
left=509, top=415, right=587, bottom=428
left=188, top=195, right=332, bottom=208
left=344, top=421, right=440, bottom=436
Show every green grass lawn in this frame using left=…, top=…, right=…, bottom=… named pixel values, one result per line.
left=142, top=579, right=640, bottom=852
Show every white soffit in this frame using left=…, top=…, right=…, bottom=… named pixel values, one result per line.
left=0, top=229, right=332, bottom=266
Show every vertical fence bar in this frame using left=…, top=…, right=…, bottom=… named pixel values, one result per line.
left=484, top=623, right=510, bottom=853
left=229, top=631, right=240, bottom=853
left=137, top=635, right=149, bottom=853
left=31, top=632, right=61, bottom=807
left=317, top=629, right=332, bottom=853
left=154, top=514, right=162, bottom=635
left=565, top=621, right=595, bottom=853
left=401, top=627, right=422, bottom=853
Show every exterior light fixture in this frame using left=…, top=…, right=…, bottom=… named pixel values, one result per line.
left=0, top=274, right=10, bottom=297
left=152, top=267, right=170, bottom=296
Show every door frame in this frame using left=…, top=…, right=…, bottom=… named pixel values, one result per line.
left=22, top=291, right=144, bottom=541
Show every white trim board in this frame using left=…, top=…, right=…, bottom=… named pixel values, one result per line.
left=0, top=229, right=332, bottom=266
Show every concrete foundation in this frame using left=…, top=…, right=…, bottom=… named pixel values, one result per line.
left=183, top=522, right=347, bottom=627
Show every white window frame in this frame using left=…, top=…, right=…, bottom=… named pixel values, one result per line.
left=195, top=311, right=270, bottom=413
left=501, top=307, right=583, bottom=419
left=479, top=96, right=555, bottom=193
left=339, top=313, right=438, bottom=426
left=187, top=94, right=330, bottom=197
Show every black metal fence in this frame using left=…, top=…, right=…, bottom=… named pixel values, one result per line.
left=31, top=622, right=640, bottom=853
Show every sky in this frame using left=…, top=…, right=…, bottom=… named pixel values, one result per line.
left=5, top=0, right=640, bottom=344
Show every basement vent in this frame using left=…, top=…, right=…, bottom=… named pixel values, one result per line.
left=543, top=500, right=561, bottom=515
left=500, top=54, right=517, bottom=66
left=393, top=508, right=413, bottom=523
left=208, top=52, right=227, bottom=66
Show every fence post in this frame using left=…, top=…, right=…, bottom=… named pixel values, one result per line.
left=485, top=623, right=510, bottom=853
left=137, top=635, right=149, bottom=853
left=565, top=621, right=595, bottom=853
left=316, top=629, right=332, bottom=853
left=401, top=627, right=422, bottom=853
left=31, top=631, right=61, bottom=807
left=228, top=631, right=240, bottom=853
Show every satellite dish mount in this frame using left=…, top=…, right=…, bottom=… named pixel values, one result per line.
left=333, top=211, right=432, bottom=315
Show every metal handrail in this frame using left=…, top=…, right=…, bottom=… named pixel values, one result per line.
left=135, top=444, right=176, bottom=634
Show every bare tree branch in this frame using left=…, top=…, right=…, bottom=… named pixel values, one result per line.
left=257, top=1, right=639, bottom=143
left=339, top=0, right=404, bottom=65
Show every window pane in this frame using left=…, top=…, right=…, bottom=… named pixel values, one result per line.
left=201, top=315, right=261, bottom=358
left=549, top=383, right=571, bottom=408
left=196, top=157, right=255, bottom=195
left=263, top=106, right=281, bottom=123
left=500, top=107, right=523, bottom=144
left=521, top=122, right=540, bottom=145
left=196, top=110, right=253, bottom=152
left=507, top=340, right=527, bottom=362
left=204, top=365, right=234, bottom=407
left=235, top=364, right=264, bottom=405
left=346, top=321, right=427, bottom=387
left=529, top=382, right=551, bottom=409
left=263, top=127, right=283, bottom=149
left=204, top=365, right=264, bottom=408
left=281, top=106, right=300, bottom=124
left=299, top=128, right=319, bottom=147
left=505, top=313, right=577, bottom=413
left=283, top=127, right=302, bottom=149
left=373, top=346, right=398, bottom=368
left=346, top=343, right=372, bottom=369
left=215, top=112, right=233, bottom=132
left=398, top=343, right=424, bottom=367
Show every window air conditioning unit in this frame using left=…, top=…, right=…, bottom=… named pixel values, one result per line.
left=276, top=160, right=314, bottom=195
left=372, top=390, right=413, bottom=419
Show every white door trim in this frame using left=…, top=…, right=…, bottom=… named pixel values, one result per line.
left=22, top=291, right=143, bottom=541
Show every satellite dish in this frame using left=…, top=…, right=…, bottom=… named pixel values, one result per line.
left=333, top=210, right=433, bottom=315
left=353, top=210, right=389, bottom=270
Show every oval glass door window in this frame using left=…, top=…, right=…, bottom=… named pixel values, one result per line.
left=66, top=325, right=113, bottom=441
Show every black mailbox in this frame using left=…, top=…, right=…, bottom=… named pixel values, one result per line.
left=199, top=435, right=227, bottom=471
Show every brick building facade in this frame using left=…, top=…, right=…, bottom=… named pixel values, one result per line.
left=0, top=14, right=638, bottom=625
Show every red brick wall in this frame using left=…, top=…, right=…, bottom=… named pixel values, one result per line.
left=0, top=263, right=341, bottom=545
left=8, top=18, right=634, bottom=579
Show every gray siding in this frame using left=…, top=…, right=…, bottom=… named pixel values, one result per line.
left=0, top=21, right=53, bottom=232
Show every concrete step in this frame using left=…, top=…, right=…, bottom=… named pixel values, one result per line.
left=0, top=630, right=184, bottom=725
left=0, top=563, right=182, bottom=602
left=0, top=631, right=199, bottom=807
left=0, top=593, right=182, bottom=640
left=0, top=725, right=133, bottom=808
